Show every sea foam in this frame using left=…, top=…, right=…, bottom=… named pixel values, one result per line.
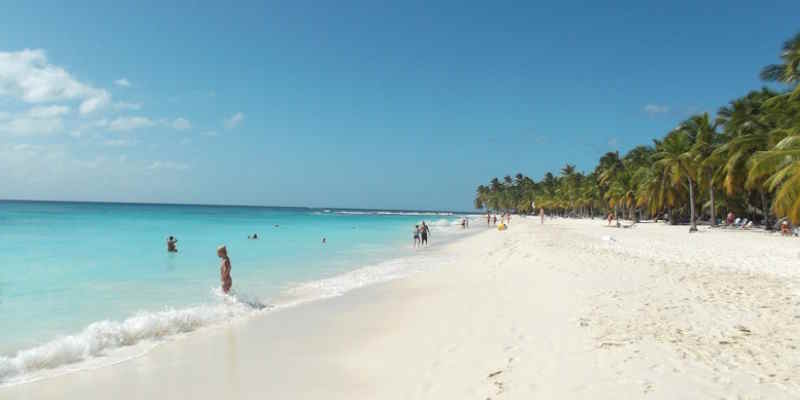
left=0, top=292, right=264, bottom=385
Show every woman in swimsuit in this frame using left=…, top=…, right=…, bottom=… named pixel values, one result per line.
left=413, top=225, right=420, bottom=247
left=217, top=245, right=232, bottom=294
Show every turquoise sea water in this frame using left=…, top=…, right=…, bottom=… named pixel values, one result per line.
left=0, top=200, right=474, bottom=384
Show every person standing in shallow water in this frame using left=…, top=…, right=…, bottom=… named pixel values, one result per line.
left=217, top=245, right=232, bottom=294
left=167, top=236, right=178, bottom=252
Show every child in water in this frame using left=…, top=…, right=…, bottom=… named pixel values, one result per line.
left=217, top=245, right=232, bottom=294
left=167, top=236, right=178, bottom=252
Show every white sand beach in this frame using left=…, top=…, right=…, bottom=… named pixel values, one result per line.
left=4, top=217, right=800, bottom=399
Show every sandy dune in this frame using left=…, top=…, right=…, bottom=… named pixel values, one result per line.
left=4, top=217, right=800, bottom=399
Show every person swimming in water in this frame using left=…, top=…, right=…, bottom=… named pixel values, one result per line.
left=217, top=245, right=232, bottom=294
left=248, top=233, right=258, bottom=239
left=167, top=236, right=178, bottom=252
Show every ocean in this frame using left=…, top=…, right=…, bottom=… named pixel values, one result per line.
left=0, top=200, right=477, bottom=385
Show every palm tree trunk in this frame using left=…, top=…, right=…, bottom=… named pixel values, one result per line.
left=709, top=174, right=716, bottom=227
left=688, top=177, right=698, bottom=232
left=760, top=190, right=770, bottom=230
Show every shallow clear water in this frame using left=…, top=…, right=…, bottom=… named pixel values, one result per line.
left=0, top=200, right=473, bottom=384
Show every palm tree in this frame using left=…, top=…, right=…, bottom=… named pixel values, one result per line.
left=596, top=151, right=624, bottom=220
left=686, top=113, right=720, bottom=225
left=654, top=129, right=699, bottom=232
left=714, top=89, right=778, bottom=228
left=748, top=135, right=800, bottom=224
left=605, top=169, right=636, bottom=221
left=760, top=32, right=800, bottom=98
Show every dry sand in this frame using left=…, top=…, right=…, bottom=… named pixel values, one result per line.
left=4, top=217, right=800, bottom=399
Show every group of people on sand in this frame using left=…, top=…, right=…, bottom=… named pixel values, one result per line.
left=413, top=221, right=431, bottom=247
left=485, top=212, right=512, bottom=226
left=726, top=211, right=796, bottom=236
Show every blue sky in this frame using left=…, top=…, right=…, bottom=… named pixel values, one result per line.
left=0, top=1, right=796, bottom=211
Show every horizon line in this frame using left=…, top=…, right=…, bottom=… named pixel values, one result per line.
left=0, top=198, right=474, bottom=214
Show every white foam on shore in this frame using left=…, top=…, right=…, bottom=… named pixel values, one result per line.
left=0, top=292, right=266, bottom=386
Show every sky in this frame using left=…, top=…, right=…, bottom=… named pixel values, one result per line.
left=0, top=1, right=796, bottom=211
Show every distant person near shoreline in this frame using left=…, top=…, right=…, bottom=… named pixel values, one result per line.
left=167, top=236, right=178, bottom=252
left=421, top=221, right=430, bottom=246
left=413, top=225, right=421, bottom=247
left=217, top=245, right=232, bottom=294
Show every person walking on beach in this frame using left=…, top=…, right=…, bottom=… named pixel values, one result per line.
left=487, top=212, right=491, bottom=226
left=167, top=236, right=178, bottom=252
left=539, top=208, right=544, bottom=224
left=420, top=221, right=430, bottom=247
left=413, top=225, right=421, bottom=247
left=493, top=214, right=497, bottom=225
left=217, top=245, right=232, bottom=294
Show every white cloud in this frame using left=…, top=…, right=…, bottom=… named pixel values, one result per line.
left=109, top=116, right=155, bottom=132
left=0, top=49, right=110, bottom=114
left=78, top=91, right=110, bottom=114
left=28, top=105, right=70, bottom=118
left=114, top=101, right=141, bottom=111
left=103, top=138, right=136, bottom=147
left=12, top=143, right=44, bottom=153
left=114, top=78, right=131, bottom=87
left=224, top=112, right=244, bottom=130
left=643, top=104, right=669, bottom=115
left=171, top=117, right=191, bottom=131
left=0, top=105, right=69, bottom=136
left=0, top=117, right=63, bottom=136
left=147, top=160, right=189, bottom=171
